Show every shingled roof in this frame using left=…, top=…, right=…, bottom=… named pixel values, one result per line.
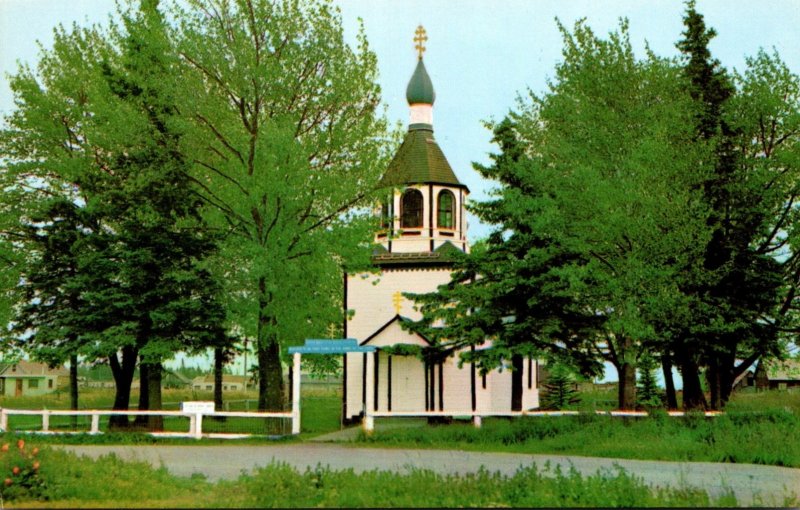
left=379, top=128, right=467, bottom=190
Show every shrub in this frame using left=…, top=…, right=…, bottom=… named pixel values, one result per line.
left=0, top=439, right=46, bottom=502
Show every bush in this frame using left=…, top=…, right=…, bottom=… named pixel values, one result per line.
left=0, top=439, right=46, bottom=502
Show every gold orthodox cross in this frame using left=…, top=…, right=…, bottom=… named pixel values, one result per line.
left=414, top=25, right=428, bottom=59
left=392, top=291, right=403, bottom=314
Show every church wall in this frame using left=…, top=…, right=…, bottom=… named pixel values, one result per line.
left=346, top=267, right=452, bottom=341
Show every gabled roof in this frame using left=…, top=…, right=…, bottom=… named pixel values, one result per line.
left=360, top=314, right=432, bottom=346
left=379, top=129, right=467, bottom=190
left=0, top=361, right=68, bottom=378
left=759, top=359, right=800, bottom=381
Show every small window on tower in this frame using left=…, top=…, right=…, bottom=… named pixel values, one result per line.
left=437, top=190, right=455, bottom=228
left=401, top=189, right=423, bottom=228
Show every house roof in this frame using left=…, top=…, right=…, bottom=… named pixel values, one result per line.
left=192, top=374, right=249, bottom=385
left=0, top=361, right=68, bottom=378
left=759, top=359, right=800, bottom=381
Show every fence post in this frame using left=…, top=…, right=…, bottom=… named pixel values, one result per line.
left=0, top=409, right=7, bottom=432
left=194, top=412, right=203, bottom=440
left=363, top=351, right=375, bottom=434
left=42, top=410, right=50, bottom=432
left=291, top=352, right=301, bottom=434
left=473, top=415, right=482, bottom=428
left=90, top=414, right=100, bottom=434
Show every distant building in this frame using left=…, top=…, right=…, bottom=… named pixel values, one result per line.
left=0, top=361, right=69, bottom=397
left=191, top=374, right=248, bottom=392
left=755, top=359, right=800, bottom=391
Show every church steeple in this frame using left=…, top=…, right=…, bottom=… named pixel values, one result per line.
left=376, top=26, right=469, bottom=255
left=406, top=25, right=435, bottom=129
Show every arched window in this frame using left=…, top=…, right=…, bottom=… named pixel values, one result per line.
left=400, top=189, right=423, bottom=228
left=437, top=190, right=455, bottom=228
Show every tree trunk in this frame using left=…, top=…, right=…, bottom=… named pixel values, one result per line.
left=707, top=357, right=722, bottom=410
left=257, top=277, right=284, bottom=412
left=718, top=348, right=738, bottom=407
left=108, top=346, right=137, bottom=428
left=511, top=354, right=523, bottom=411
left=617, top=361, right=637, bottom=410
left=214, top=347, right=224, bottom=411
left=680, top=357, right=708, bottom=411
left=146, top=363, right=163, bottom=431
left=135, top=362, right=150, bottom=427
left=257, top=338, right=284, bottom=411
left=69, top=353, right=79, bottom=428
left=661, top=353, right=678, bottom=410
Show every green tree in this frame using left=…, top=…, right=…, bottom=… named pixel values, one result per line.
left=411, top=20, right=710, bottom=410
left=1, top=1, right=227, bottom=425
left=174, top=0, right=390, bottom=410
left=670, top=1, right=792, bottom=410
left=540, top=364, right=581, bottom=411
left=636, top=354, right=664, bottom=409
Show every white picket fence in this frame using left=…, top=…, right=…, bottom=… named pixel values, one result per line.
left=0, top=407, right=298, bottom=439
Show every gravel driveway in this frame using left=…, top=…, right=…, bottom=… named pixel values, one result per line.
left=56, top=443, right=799, bottom=505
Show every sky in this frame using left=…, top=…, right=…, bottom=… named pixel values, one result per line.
left=1, top=0, right=799, bottom=380
left=2, top=0, right=799, bottom=241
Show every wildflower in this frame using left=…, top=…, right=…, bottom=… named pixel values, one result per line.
left=1, top=443, right=8, bottom=452
left=32, top=461, right=40, bottom=471
left=12, top=466, right=20, bottom=475
left=17, top=439, right=24, bottom=450
left=3, top=478, right=11, bottom=487
left=31, top=447, right=39, bottom=456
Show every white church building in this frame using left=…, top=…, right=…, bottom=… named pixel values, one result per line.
left=341, top=29, right=540, bottom=423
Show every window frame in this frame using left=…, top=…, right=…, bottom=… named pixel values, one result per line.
left=437, top=189, right=455, bottom=229
left=400, top=189, right=424, bottom=229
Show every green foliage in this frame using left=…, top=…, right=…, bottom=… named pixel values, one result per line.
left=636, top=354, right=665, bottom=409
left=540, top=364, right=582, bottom=410
left=0, top=439, right=46, bottom=502
left=357, top=398, right=800, bottom=468
left=0, top=444, right=758, bottom=507
left=172, top=0, right=393, bottom=410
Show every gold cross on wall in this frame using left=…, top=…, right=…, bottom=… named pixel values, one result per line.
left=392, top=291, right=403, bottom=314
left=414, top=25, right=428, bottom=59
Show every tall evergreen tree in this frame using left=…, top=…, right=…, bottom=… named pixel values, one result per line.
left=673, top=1, right=785, bottom=410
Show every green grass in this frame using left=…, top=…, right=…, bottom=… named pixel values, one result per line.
left=1, top=386, right=344, bottom=438
left=3, top=443, right=784, bottom=508
left=354, top=391, right=800, bottom=467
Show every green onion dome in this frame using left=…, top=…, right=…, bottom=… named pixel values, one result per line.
left=406, top=59, right=435, bottom=105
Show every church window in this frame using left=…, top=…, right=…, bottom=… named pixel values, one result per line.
left=437, top=190, right=455, bottom=228
left=401, top=189, right=423, bottom=228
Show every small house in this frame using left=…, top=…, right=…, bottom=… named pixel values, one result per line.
left=755, top=359, right=800, bottom=391
left=0, top=361, right=69, bottom=397
left=191, top=374, right=249, bottom=392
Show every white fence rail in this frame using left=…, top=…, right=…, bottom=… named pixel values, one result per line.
left=0, top=408, right=297, bottom=439
left=362, top=409, right=722, bottom=432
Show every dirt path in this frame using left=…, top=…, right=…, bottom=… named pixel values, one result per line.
left=57, top=443, right=799, bottom=505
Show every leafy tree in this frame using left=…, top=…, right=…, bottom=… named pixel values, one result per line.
left=670, top=1, right=793, bottom=410
left=411, top=20, right=710, bottom=410
left=1, top=1, right=227, bottom=426
left=174, top=0, right=390, bottom=410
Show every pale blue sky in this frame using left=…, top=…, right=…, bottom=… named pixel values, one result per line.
left=2, top=0, right=799, bottom=241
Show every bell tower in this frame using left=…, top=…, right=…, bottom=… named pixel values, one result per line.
left=376, top=25, right=469, bottom=255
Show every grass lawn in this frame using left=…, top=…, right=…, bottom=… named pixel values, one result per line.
left=1, top=441, right=774, bottom=508
left=352, top=390, right=800, bottom=467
